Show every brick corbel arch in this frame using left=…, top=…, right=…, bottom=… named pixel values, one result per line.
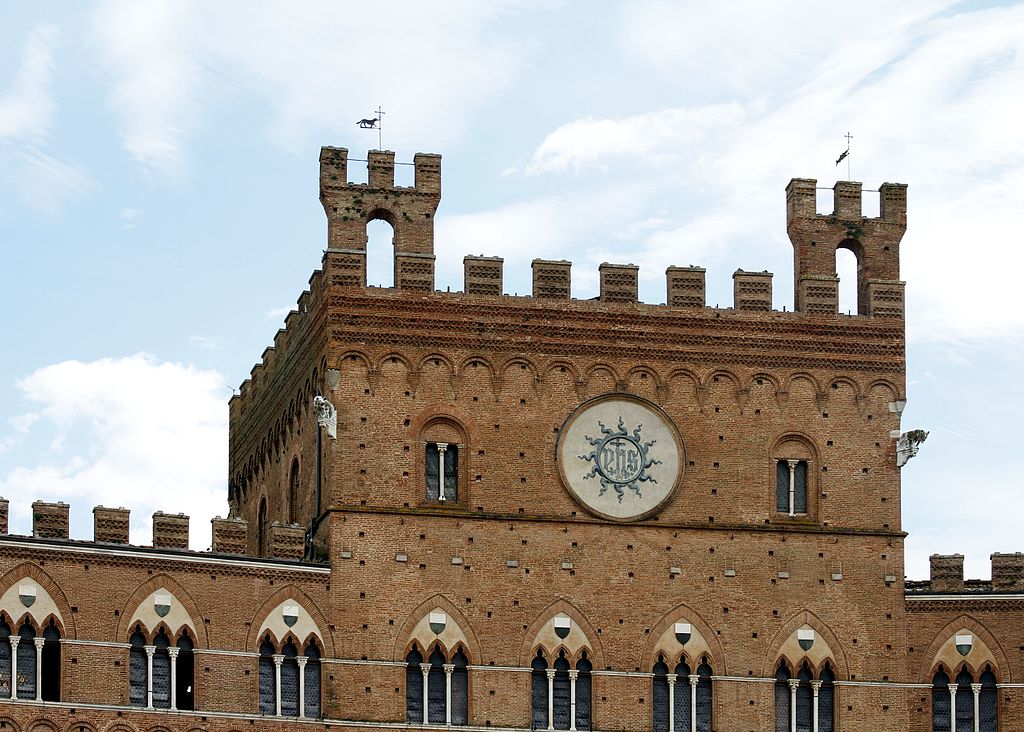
left=0, top=715, right=22, bottom=732
left=518, top=598, right=604, bottom=670
left=0, top=562, right=77, bottom=639
left=244, top=585, right=334, bottom=657
left=115, top=573, right=208, bottom=648
left=100, top=721, right=140, bottom=732
left=639, top=602, right=727, bottom=674
left=25, top=717, right=59, bottom=732
left=917, top=614, right=1010, bottom=683
left=391, top=593, right=481, bottom=664
left=760, top=609, right=849, bottom=680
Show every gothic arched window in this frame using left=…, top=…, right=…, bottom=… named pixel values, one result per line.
left=576, top=651, right=593, bottom=731
left=16, top=622, right=36, bottom=700
left=695, top=659, right=713, bottom=732
left=531, top=651, right=548, bottom=731
left=652, top=657, right=669, bottom=732
left=406, top=645, right=424, bottom=723
left=280, top=641, right=300, bottom=717
left=774, top=662, right=791, bottom=732
left=152, top=629, right=171, bottom=709
left=427, top=646, right=447, bottom=724
left=176, top=629, right=195, bottom=711
left=288, top=457, right=300, bottom=524
left=451, top=648, right=468, bottom=725
left=979, top=668, right=997, bottom=732
left=258, top=637, right=275, bottom=715
left=129, top=627, right=147, bottom=706
left=304, top=639, right=322, bottom=719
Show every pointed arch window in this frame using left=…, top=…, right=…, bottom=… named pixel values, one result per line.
left=531, top=651, right=548, bottom=731
left=304, top=640, right=322, bottom=719
left=427, top=646, right=447, bottom=723
left=652, top=658, right=669, bottom=732
left=151, top=629, right=171, bottom=708
left=674, top=659, right=692, bottom=730
left=0, top=618, right=10, bottom=698
left=258, top=635, right=321, bottom=718
left=933, top=666, right=998, bottom=732
left=406, top=645, right=425, bottom=723
left=129, top=627, right=147, bottom=706
left=776, top=660, right=835, bottom=732
left=288, top=457, right=300, bottom=524
left=695, top=660, right=712, bottom=732
left=533, top=649, right=593, bottom=731
left=652, top=656, right=712, bottom=732
left=176, top=629, right=194, bottom=711
left=450, top=648, right=468, bottom=725
left=16, top=622, right=36, bottom=700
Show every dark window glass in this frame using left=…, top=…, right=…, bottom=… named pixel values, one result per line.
left=819, top=666, right=835, bottom=732
left=129, top=629, right=147, bottom=707
left=152, top=631, right=171, bottom=709
left=696, top=661, right=712, bottom=732
left=793, top=461, right=808, bottom=513
left=444, top=445, right=459, bottom=501
left=674, top=661, right=692, bottom=732
left=304, top=642, right=321, bottom=718
left=280, top=642, right=299, bottom=717
left=17, top=623, right=36, bottom=700
left=451, top=649, right=468, bottom=725
left=176, top=630, right=195, bottom=711
left=552, top=653, right=571, bottom=730
left=427, top=647, right=446, bottom=723
left=775, top=665, right=791, bottom=732
left=795, top=665, right=813, bottom=732
left=652, top=660, right=669, bottom=732
left=932, top=670, right=951, bottom=732
left=979, top=669, right=997, bottom=732
left=258, top=638, right=275, bottom=715
left=288, top=458, right=300, bottom=524
left=776, top=461, right=790, bottom=512
left=531, top=652, right=548, bottom=730
left=955, top=670, right=973, bottom=731
left=406, top=646, right=424, bottom=723
left=41, top=621, right=60, bottom=702
left=576, top=654, right=592, bottom=731
left=0, top=619, right=11, bottom=699
left=426, top=444, right=441, bottom=500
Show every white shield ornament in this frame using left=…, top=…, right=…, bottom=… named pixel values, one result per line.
left=154, top=594, right=172, bottom=618
left=554, top=615, right=572, bottom=640
left=797, top=628, right=815, bottom=652
left=674, top=622, right=692, bottom=646
left=18, top=585, right=36, bottom=608
left=428, top=611, right=447, bottom=635
left=283, top=605, right=300, bottom=628
left=955, top=634, right=973, bottom=657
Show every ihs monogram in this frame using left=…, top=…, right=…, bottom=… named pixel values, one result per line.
left=578, top=417, right=661, bottom=502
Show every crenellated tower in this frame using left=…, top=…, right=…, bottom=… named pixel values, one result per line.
left=319, top=147, right=442, bottom=291
left=786, top=179, right=908, bottom=316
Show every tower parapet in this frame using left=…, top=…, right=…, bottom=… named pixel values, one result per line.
left=786, top=179, right=907, bottom=316
left=319, top=147, right=442, bottom=291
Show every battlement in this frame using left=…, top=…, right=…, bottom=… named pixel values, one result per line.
left=907, top=553, right=1024, bottom=594
left=0, top=499, right=310, bottom=562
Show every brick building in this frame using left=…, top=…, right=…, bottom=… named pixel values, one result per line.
left=0, top=147, right=1019, bottom=732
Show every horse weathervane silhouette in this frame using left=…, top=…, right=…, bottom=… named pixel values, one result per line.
left=357, top=106, right=386, bottom=149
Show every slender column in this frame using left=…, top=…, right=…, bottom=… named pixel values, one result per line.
left=972, top=683, right=981, bottom=732
left=444, top=663, right=454, bottom=725
left=297, top=657, right=308, bottom=718
left=569, top=669, right=578, bottom=731
left=436, top=443, right=449, bottom=501
left=273, top=654, right=283, bottom=716
left=689, top=674, right=699, bottom=732
left=948, top=684, right=957, bottom=731
left=33, top=637, right=44, bottom=701
left=666, top=674, right=677, bottom=732
left=420, top=663, right=430, bottom=723
left=788, top=679, right=800, bottom=732
left=546, top=669, right=556, bottom=730
left=9, top=637, right=18, bottom=699
left=811, top=680, right=822, bottom=732
left=168, top=647, right=179, bottom=710
left=787, top=460, right=798, bottom=515
left=145, top=645, right=155, bottom=709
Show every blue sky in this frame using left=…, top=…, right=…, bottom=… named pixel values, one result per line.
left=0, top=1, right=1021, bottom=579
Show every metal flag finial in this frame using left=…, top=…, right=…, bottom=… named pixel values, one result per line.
left=356, top=106, right=386, bottom=149
left=835, top=132, right=853, bottom=179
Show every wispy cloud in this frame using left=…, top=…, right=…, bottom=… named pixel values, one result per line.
left=0, top=24, right=91, bottom=211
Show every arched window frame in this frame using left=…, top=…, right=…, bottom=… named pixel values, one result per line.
left=775, top=658, right=836, bottom=732
left=257, top=633, right=322, bottom=719
left=127, top=623, right=196, bottom=711
left=288, top=457, right=300, bottom=525
left=931, top=663, right=999, bottom=732
left=651, top=654, right=712, bottom=732
left=405, top=641, right=469, bottom=726
left=531, top=647, right=593, bottom=731
left=257, top=496, right=269, bottom=557
left=771, top=435, right=818, bottom=521
left=419, top=418, right=469, bottom=507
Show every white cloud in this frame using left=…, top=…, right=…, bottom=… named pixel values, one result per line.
left=265, top=306, right=294, bottom=322
left=0, top=24, right=58, bottom=141
left=188, top=335, right=221, bottom=350
left=91, top=0, right=532, bottom=176
left=0, top=355, right=228, bottom=550
left=513, top=2, right=1024, bottom=339
left=119, top=207, right=143, bottom=229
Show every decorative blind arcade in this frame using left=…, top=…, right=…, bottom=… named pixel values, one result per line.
left=426, top=443, right=458, bottom=501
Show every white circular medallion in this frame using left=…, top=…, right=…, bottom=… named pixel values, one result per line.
left=556, top=394, right=683, bottom=521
